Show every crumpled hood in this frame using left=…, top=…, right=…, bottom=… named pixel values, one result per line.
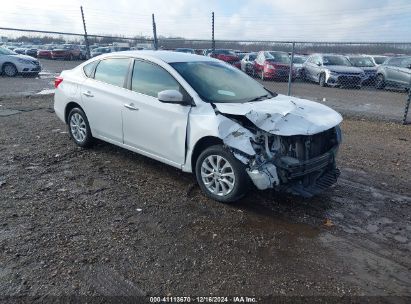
left=214, top=94, right=343, bottom=136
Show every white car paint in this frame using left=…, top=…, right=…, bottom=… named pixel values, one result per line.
left=54, top=51, right=343, bottom=197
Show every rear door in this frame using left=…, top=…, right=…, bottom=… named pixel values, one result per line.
left=121, top=59, right=191, bottom=166
left=81, top=57, right=131, bottom=143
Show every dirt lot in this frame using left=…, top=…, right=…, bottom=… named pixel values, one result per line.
left=0, top=94, right=410, bottom=302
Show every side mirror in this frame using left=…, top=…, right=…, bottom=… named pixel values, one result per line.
left=158, top=90, right=185, bottom=104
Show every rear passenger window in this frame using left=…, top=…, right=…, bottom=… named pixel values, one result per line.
left=94, top=58, right=130, bottom=87
left=131, top=60, right=180, bottom=98
left=83, top=61, right=98, bottom=78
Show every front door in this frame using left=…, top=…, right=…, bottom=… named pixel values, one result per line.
left=122, top=59, right=191, bottom=166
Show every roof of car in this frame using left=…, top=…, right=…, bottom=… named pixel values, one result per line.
left=102, top=50, right=215, bottom=63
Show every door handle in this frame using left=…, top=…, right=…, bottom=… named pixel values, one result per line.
left=82, top=91, right=94, bottom=97
left=124, top=103, right=139, bottom=111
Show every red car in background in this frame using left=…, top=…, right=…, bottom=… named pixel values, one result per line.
left=37, top=45, right=55, bottom=59
left=254, top=51, right=296, bottom=81
left=209, top=49, right=241, bottom=69
left=51, top=45, right=81, bottom=60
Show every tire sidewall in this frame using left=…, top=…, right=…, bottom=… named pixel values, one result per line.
left=67, top=107, right=93, bottom=148
left=195, top=145, right=249, bottom=203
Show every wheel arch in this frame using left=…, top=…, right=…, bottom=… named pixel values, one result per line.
left=190, top=136, right=223, bottom=174
left=1, top=62, right=18, bottom=72
left=65, top=101, right=84, bottom=124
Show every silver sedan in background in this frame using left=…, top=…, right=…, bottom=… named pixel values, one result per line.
left=0, top=47, right=41, bottom=77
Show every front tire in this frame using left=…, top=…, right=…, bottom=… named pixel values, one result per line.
left=375, top=74, right=386, bottom=89
left=195, top=145, right=250, bottom=203
left=3, top=63, right=18, bottom=77
left=68, top=108, right=93, bottom=148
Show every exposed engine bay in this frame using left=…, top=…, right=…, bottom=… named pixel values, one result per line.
left=213, top=96, right=343, bottom=197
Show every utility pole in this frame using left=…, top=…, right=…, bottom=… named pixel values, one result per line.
left=152, top=14, right=158, bottom=50
left=211, top=12, right=215, bottom=52
left=287, top=42, right=295, bottom=96
left=80, top=6, right=90, bottom=59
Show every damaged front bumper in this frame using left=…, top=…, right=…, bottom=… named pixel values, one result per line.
left=246, top=146, right=340, bottom=197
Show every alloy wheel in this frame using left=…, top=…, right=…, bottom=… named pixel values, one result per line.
left=200, top=154, right=236, bottom=197
left=70, top=113, right=87, bottom=143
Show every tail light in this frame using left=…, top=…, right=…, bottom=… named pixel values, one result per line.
left=54, top=76, right=63, bottom=88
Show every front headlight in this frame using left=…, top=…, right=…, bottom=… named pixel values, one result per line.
left=267, top=64, right=275, bottom=69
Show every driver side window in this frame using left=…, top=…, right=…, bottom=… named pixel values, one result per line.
left=131, top=60, right=181, bottom=98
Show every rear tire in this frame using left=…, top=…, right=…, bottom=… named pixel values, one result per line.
left=67, top=108, right=93, bottom=148
left=195, top=145, right=250, bottom=203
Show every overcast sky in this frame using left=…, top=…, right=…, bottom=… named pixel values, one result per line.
left=2, top=0, right=411, bottom=42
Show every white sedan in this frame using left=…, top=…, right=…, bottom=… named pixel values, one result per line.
left=54, top=51, right=342, bottom=202
left=0, top=47, right=41, bottom=77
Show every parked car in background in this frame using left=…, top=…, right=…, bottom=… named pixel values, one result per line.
left=375, top=56, right=411, bottom=90
left=254, top=51, right=295, bottom=81
left=302, top=54, right=365, bottom=88
left=25, top=47, right=39, bottom=58
left=203, top=49, right=212, bottom=56
left=90, top=47, right=111, bottom=58
left=175, top=48, right=196, bottom=54
left=347, top=55, right=377, bottom=85
left=371, top=55, right=389, bottom=66
left=54, top=51, right=342, bottom=202
left=209, top=49, right=241, bottom=68
left=236, top=52, right=247, bottom=60
left=79, top=45, right=89, bottom=60
left=51, top=44, right=82, bottom=60
left=110, top=46, right=131, bottom=52
left=292, top=55, right=307, bottom=78
left=240, top=52, right=257, bottom=75
left=37, top=45, right=56, bottom=59
left=0, top=46, right=41, bottom=77
left=13, top=47, right=28, bottom=55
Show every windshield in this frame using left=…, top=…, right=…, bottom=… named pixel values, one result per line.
left=323, top=55, right=351, bottom=66
left=373, top=56, right=387, bottom=64
left=293, top=56, right=306, bottom=64
left=171, top=61, right=273, bottom=103
left=267, top=52, right=290, bottom=64
left=348, top=57, right=375, bottom=67
left=0, top=47, right=17, bottom=55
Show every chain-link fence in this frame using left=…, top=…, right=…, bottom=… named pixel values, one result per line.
left=1, top=27, right=410, bottom=123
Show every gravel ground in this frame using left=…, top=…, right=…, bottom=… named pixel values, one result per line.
left=0, top=95, right=410, bottom=302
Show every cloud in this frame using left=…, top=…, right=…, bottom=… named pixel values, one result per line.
left=1, top=0, right=410, bottom=42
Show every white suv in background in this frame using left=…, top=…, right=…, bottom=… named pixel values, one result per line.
left=0, top=47, right=41, bottom=77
